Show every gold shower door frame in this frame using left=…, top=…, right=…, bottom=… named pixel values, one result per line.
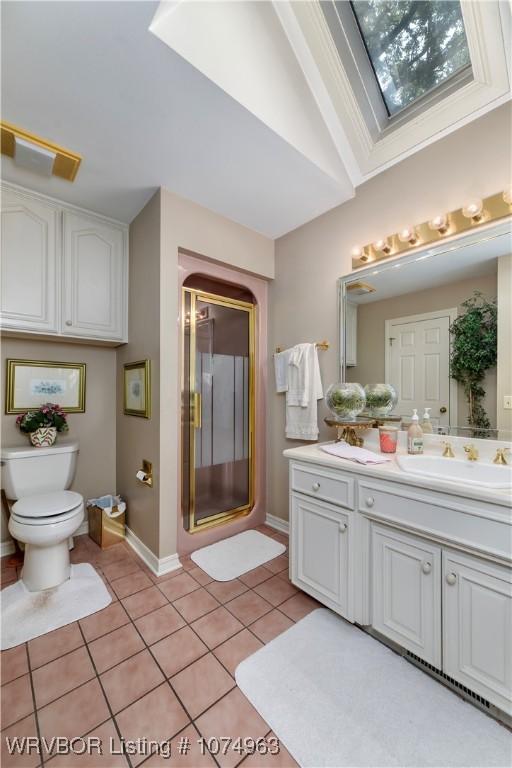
left=182, top=287, right=256, bottom=533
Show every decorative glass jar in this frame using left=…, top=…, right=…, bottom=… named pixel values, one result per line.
left=364, top=383, right=397, bottom=417
left=325, top=382, right=366, bottom=422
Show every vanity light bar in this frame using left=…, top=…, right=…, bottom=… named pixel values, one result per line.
left=351, top=190, right=512, bottom=270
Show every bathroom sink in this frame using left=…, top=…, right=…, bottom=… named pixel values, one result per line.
left=396, top=455, right=512, bottom=490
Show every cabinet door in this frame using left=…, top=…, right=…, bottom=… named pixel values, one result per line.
left=62, top=211, right=126, bottom=340
left=443, top=550, right=512, bottom=714
left=291, top=492, right=352, bottom=620
left=0, top=188, right=58, bottom=332
left=372, top=524, right=441, bottom=666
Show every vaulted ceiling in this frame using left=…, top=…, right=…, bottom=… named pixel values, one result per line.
left=2, top=1, right=510, bottom=237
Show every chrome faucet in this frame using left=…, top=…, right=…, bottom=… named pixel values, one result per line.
left=463, top=444, right=479, bottom=461
left=493, top=447, right=510, bottom=466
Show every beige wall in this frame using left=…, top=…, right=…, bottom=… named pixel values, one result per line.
left=159, top=188, right=274, bottom=559
left=116, top=188, right=274, bottom=561
left=116, top=190, right=161, bottom=557
left=497, top=254, right=512, bottom=434
left=346, top=272, right=498, bottom=428
left=1, top=339, right=117, bottom=543
left=270, top=103, right=511, bottom=522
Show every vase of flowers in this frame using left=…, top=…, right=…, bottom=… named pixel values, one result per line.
left=16, top=403, right=69, bottom=447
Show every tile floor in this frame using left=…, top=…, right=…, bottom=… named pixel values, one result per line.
left=1, top=526, right=320, bottom=768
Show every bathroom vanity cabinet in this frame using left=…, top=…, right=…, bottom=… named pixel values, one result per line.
left=285, top=444, right=512, bottom=716
left=0, top=183, right=128, bottom=344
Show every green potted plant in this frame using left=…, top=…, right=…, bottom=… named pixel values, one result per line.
left=449, top=291, right=497, bottom=434
left=16, top=403, right=69, bottom=447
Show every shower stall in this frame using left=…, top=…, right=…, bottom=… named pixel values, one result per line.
left=181, top=278, right=255, bottom=532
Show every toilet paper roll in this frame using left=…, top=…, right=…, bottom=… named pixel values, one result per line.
left=136, top=470, right=147, bottom=482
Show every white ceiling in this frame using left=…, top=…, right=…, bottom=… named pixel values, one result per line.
left=1, top=1, right=349, bottom=237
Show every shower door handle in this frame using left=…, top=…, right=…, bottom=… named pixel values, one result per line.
left=192, top=392, right=202, bottom=429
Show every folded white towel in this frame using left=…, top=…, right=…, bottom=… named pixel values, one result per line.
left=320, top=441, right=391, bottom=465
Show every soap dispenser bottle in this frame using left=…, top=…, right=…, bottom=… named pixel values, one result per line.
left=421, top=407, right=433, bottom=433
left=408, top=409, right=424, bottom=454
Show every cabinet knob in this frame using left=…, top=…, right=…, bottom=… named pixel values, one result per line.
left=339, top=522, right=347, bottom=533
left=312, top=482, right=320, bottom=491
left=421, top=561, right=432, bottom=575
left=446, top=572, right=457, bottom=586
left=365, top=496, right=375, bottom=508
left=65, top=320, right=72, bottom=326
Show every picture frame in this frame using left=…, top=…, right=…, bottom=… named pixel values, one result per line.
left=5, top=359, right=86, bottom=414
left=123, top=360, right=151, bottom=418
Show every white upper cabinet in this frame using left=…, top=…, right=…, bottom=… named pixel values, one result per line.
left=0, top=188, right=58, bottom=333
left=62, top=212, right=125, bottom=341
left=0, top=185, right=128, bottom=344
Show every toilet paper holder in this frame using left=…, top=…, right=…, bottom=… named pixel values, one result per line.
left=136, top=460, right=153, bottom=487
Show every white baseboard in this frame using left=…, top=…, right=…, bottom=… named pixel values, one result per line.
left=125, top=526, right=182, bottom=578
left=1, top=540, right=15, bottom=558
left=265, top=513, right=289, bottom=535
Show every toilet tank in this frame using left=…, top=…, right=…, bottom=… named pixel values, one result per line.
left=1, top=440, right=79, bottom=499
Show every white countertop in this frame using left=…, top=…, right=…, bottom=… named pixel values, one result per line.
left=284, top=437, right=512, bottom=509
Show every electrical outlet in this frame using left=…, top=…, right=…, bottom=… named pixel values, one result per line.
left=504, top=396, right=512, bottom=410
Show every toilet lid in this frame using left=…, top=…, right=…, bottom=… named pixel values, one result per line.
left=12, top=490, right=83, bottom=519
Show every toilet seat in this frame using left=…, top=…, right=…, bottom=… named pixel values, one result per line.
left=12, top=491, right=83, bottom=526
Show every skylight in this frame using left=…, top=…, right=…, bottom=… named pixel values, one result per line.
left=350, top=0, right=471, bottom=116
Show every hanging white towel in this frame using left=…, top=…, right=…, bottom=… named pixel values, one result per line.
left=287, top=343, right=310, bottom=406
left=285, top=343, right=323, bottom=441
left=274, top=349, right=291, bottom=393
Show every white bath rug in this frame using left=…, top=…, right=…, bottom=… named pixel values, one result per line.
left=1, top=563, right=112, bottom=650
left=236, top=608, right=511, bottom=767
left=191, top=530, right=286, bottom=581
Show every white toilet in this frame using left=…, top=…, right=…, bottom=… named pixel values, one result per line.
left=1, top=441, right=84, bottom=592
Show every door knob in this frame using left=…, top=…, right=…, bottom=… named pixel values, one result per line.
left=312, top=482, right=320, bottom=491
left=421, top=561, right=432, bottom=575
left=440, top=407, right=447, bottom=414
left=365, top=496, right=375, bottom=508
left=446, top=572, right=457, bottom=585
left=339, top=522, right=347, bottom=533
left=65, top=320, right=72, bottom=326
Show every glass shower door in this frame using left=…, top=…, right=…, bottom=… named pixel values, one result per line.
left=182, top=288, right=254, bottom=532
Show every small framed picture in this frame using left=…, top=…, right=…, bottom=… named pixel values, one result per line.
left=5, top=359, right=86, bottom=414
left=124, top=360, right=151, bottom=418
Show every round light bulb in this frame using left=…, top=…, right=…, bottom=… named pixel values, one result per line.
left=351, top=245, right=362, bottom=258
left=373, top=238, right=391, bottom=254
left=462, top=198, right=483, bottom=220
left=428, top=214, right=449, bottom=234
left=503, top=188, right=512, bottom=206
left=398, top=227, right=418, bottom=245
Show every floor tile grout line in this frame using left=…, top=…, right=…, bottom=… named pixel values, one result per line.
left=24, top=642, right=46, bottom=768
left=42, top=715, right=114, bottom=767
left=76, top=620, right=135, bottom=768
left=124, top=601, right=223, bottom=768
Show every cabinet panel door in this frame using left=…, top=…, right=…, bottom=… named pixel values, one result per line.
left=62, top=211, right=125, bottom=340
left=372, top=524, right=441, bottom=666
left=443, top=550, right=512, bottom=714
left=0, top=189, right=58, bottom=332
left=291, top=493, right=352, bottom=620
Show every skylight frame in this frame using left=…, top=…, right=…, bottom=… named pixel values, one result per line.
left=349, top=0, right=473, bottom=120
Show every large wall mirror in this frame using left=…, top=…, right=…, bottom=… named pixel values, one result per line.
left=338, top=220, right=511, bottom=439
